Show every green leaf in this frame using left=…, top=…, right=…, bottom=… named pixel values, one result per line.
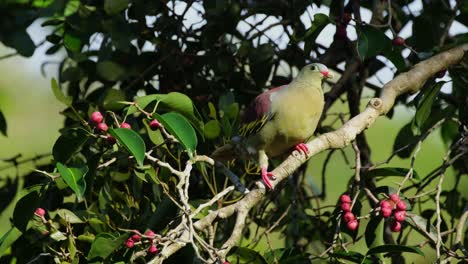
left=303, top=13, right=330, bottom=55
left=64, top=33, right=82, bottom=53
left=227, top=247, right=268, bottom=264
left=405, top=213, right=438, bottom=242
left=50, top=231, right=67, bottom=241
left=0, top=110, right=7, bottom=136
left=64, top=0, right=80, bottom=16
left=441, top=119, right=459, bottom=147
left=104, top=0, right=130, bottom=15
left=51, top=78, right=73, bottom=106
left=3, top=30, right=35, bottom=57
left=155, top=112, right=198, bottom=155
left=357, top=25, right=388, bottom=60
left=56, top=162, right=88, bottom=200
left=412, top=82, right=445, bottom=135
left=12, top=190, right=41, bottom=231
left=249, top=44, right=274, bottom=87
left=204, top=120, right=221, bottom=139
left=382, top=45, right=406, bottom=72
left=331, top=251, right=373, bottom=264
left=53, top=128, right=89, bottom=163
left=365, top=167, right=420, bottom=181
left=143, top=119, right=165, bottom=146
left=96, top=61, right=126, bottom=81
left=365, top=216, right=383, bottom=248
left=109, top=128, right=146, bottom=166
left=56, top=209, right=84, bottom=224
left=0, top=227, right=22, bottom=257
left=87, top=233, right=127, bottom=260
left=103, top=89, right=126, bottom=111
left=366, top=245, right=424, bottom=256
left=264, top=248, right=311, bottom=264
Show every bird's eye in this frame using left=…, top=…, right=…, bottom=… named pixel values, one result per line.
left=310, top=65, right=316, bottom=71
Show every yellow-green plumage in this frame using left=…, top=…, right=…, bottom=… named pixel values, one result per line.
left=213, top=63, right=332, bottom=189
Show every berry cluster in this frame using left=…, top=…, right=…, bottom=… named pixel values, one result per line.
left=124, top=229, right=159, bottom=255
left=380, top=193, right=407, bottom=232
left=340, top=194, right=358, bottom=231
left=89, top=111, right=162, bottom=144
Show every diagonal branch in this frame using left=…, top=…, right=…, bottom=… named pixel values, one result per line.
left=149, top=43, right=468, bottom=263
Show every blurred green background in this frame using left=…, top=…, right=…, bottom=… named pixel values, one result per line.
left=0, top=21, right=465, bottom=264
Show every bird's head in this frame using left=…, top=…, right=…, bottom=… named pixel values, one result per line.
left=297, top=63, right=334, bottom=81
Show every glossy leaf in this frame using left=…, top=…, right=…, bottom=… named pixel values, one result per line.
left=331, top=250, right=373, bottom=264
left=3, top=30, right=35, bottom=57
left=357, top=25, right=388, bottom=60
left=87, top=233, right=127, bottom=260
left=56, top=162, right=88, bottom=200
left=204, top=119, right=221, bottom=139
left=365, top=167, right=420, bottom=181
left=51, top=78, right=72, bottom=106
left=56, top=209, right=84, bottom=224
left=0, top=110, right=6, bottom=136
left=412, top=82, right=445, bottom=135
left=366, top=244, right=424, bottom=256
left=103, top=89, right=126, bottom=111
left=64, top=33, right=81, bottom=53
left=127, top=92, right=203, bottom=135
left=53, top=128, right=89, bottom=163
left=12, top=189, right=41, bottom=231
left=303, top=13, right=330, bottom=55
left=13, top=186, right=44, bottom=231
left=405, top=213, right=438, bottom=242
left=365, top=216, right=383, bottom=248
left=96, top=61, right=126, bottom=81
left=155, top=112, right=198, bottom=155
left=227, top=247, right=268, bottom=264
left=109, top=128, right=146, bottom=166
left=104, top=0, right=129, bottom=15
left=0, top=227, right=22, bottom=257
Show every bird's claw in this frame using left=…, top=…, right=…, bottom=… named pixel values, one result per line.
left=294, top=143, right=309, bottom=157
left=261, top=166, right=275, bottom=189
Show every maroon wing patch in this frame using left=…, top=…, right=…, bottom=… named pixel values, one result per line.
left=239, top=85, right=287, bottom=137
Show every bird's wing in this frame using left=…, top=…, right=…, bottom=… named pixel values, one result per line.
left=238, top=85, right=287, bottom=137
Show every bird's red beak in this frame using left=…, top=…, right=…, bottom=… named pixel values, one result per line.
left=320, top=71, right=333, bottom=79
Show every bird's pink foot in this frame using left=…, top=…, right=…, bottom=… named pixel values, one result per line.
left=294, top=143, right=309, bottom=156
left=261, top=166, right=275, bottom=189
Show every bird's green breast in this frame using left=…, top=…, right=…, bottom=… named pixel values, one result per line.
left=257, top=82, right=324, bottom=157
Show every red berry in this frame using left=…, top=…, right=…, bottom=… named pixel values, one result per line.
left=106, top=135, right=116, bottom=144
left=343, top=212, right=355, bottom=222
left=149, top=119, right=161, bottom=130
left=97, top=122, right=108, bottom=132
left=125, top=239, right=135, bottom=248
left=148, top=244, right=158, bottom=254
left=380, top=200, right=392, bottom=209
left=90, top=111, right=103, bottom=124
left=381, top=207, right=392, bottom=218
left=394, top=210, right=406, bottom=222
left=223, top=262, right=230, bottom=264
left=34, top=208, right=46, bottom=217
left=396, top=201, right=407, bottom=211
left=389, top=193, right=400, bottom=203
left=347, top=220, right=359, bottom=231
left=131, top=234, right=141, bottom=242
left=390, top=220, right=402, bottom=232
left=145, top=230, right=155, bottom=238
left=392, top=36, right=405, bottom=46
left=341, top=202, right=351, bottom=212
left=120, top=122, right=132, bottom=129
left=340, top=194, right=352, bottom=203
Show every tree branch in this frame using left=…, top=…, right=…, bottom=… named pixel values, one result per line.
left=150, top=43, right=468, bottom=263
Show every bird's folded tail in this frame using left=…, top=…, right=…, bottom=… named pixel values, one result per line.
left=211, top=144, right=236, bottom=161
